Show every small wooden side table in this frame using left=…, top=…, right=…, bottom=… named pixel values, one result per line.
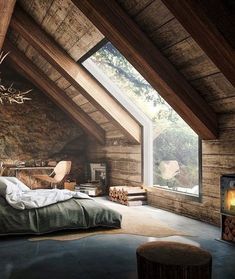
left=136, top=241, right=212, bottom=279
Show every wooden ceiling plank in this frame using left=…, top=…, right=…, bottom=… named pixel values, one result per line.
left=21, top=0, right=53, bottom=25
left=71, top=0, right=218, bottom=140
left=116, top=0, right=154, bottom=17
left=11, top=6, right=141, bottom=144
left=134, top=0, right=174, bottom=33
left=149, top=18, right=189, bottom=51
left=162, top=37, right=219, bottom=81
left=3, top=39, right=105, bottom=144
left=0, top=0, right=16, bottom=50
left=40, top=0, right=73, bottom=36
left=162, top=0, right=235, bottom=88
left=68, top=27, right=104, bottom=61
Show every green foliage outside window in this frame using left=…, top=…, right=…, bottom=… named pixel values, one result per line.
left=85, top=42, right=199, bottom=195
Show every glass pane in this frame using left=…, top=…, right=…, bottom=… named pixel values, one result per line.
left=82, top=42, right=199, bottom=196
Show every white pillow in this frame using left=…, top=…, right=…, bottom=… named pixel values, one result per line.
left=0, top=177, right=9, bottom=196
left=0, top=177, right=30, bottom=197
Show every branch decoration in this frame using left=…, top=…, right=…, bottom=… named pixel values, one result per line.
left=0, top=51, right=32, bottom=104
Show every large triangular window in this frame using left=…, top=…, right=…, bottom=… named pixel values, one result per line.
left=81, top=41, right=200, bottom=197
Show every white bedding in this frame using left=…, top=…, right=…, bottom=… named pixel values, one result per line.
left=0, top=177, right=91, bottom=210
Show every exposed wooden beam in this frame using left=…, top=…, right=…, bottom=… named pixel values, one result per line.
left=162, top=0, right=235, bottom=89
left=0, top=0, right=16, bottom=50
left=11, top=6, right=142, bottom=144
left=3, top=39, right=105, bottom=144
left=71, top=0, right=218, bottom=140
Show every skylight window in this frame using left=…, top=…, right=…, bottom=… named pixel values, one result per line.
left=82, top=42, right=200, bottom=196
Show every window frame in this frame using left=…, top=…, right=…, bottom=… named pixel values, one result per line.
left=152, top=139, right=202, bottom=201
left=79, top=41, right=202, bottom=200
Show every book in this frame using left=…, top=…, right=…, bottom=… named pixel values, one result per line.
left=75, top=188, right=102, bottom=197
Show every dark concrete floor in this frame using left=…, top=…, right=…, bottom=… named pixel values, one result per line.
left=0, top=198, right=234, bottom=279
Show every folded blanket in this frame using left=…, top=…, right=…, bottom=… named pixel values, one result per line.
left=0, top=177, right=91, bottom=210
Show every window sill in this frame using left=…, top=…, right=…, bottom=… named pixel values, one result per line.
left=145, top=186, right=201, bottom=203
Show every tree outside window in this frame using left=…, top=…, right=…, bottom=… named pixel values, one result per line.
left=83, top=42, right=199, bottom=196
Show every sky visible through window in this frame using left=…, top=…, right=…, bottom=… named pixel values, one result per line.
left=83, top=42, right=199, bottom=196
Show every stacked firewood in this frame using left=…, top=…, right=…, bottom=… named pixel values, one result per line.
left=109, top=186, right=147, bottom=206
left=222, top=215, right=235, bottom=242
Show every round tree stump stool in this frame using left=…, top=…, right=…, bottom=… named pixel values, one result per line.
left=136, top=241, right=212, bottom=279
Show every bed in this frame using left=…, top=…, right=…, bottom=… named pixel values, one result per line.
left=0, top=177, right=122, bottom=235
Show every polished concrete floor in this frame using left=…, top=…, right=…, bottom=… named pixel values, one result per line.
left=0, top=198, right=234, bottom=279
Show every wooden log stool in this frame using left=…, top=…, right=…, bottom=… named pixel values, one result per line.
left=136, top=241, right=212, bottom=279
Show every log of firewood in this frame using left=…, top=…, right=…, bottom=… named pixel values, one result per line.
left=121, top=186, right=142, bottom=190
left=123, top=190, right=146, bottom=196
left=117, top=189, right=122, bottom=200
left=123, top=195, right=147, bottom=202
left=222, top=215, right=235, bottom=242
left=109, top=186, right=147, bottom=206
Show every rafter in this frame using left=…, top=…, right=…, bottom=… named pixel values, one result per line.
left=0, top=0, right=16, bottom=50
left=71, top=0, right=218, bottom=140
left=3, top=39, right=105, bottom=144
left=10, top=6, right=142, bottom=144
left=162, top=0, right=235, bottom=88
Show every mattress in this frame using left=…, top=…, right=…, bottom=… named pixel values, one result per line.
left=0, top=196, right=122, bottom=235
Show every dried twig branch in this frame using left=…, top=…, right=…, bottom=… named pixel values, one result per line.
left=0, top=51, right=32, bottom=104
left=0, top=51, right=10, bottom=65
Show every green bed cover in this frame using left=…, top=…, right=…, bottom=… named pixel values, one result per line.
left=0, top=197, right=122, bottom=235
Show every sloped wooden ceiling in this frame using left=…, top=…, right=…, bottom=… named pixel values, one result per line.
left=4, top=0, right=142, bottom=144
left=162, top=0, right=235, bottom=88
left=115, top=0, right=234, bottom=114
left=3, top=0, right=234, bottom=141
left=72, top=0, right=219, bottom=140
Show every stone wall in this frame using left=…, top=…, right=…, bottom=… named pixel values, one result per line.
left=0, top=71, right=87, bottom=184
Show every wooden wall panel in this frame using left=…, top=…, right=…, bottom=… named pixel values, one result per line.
left=88, top=138, right=142, bottom=187
left=147, top=190, right=220, bottom=225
